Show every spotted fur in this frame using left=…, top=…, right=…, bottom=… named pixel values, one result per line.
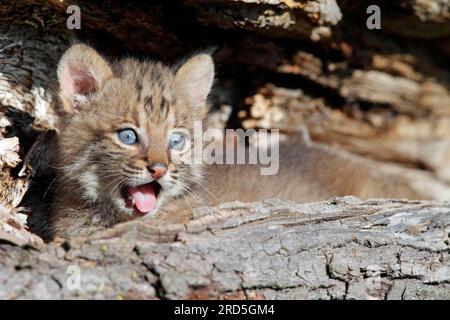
left=50, top=44, right=213, bottom=238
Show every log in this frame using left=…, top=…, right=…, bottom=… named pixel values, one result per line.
left=1, top=197, right=449, bottom=299
left=0, top=2, right=66, bottom=246
left=0, top=0, right=449, bottom=300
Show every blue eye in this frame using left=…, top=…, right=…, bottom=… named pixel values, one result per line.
left=118, top=129, right=138, bottom=145
left=169, top=132, right=186, bottom=150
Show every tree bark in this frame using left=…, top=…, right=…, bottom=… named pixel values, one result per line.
left=1, top=197, right=449, bottom=299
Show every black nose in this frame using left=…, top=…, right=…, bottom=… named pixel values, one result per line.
left=147, top=163, right=167, bottom=179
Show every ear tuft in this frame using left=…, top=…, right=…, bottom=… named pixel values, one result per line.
left=175, top=54, right=215, bottom=108
left=57, top=44, right=113, bottom=112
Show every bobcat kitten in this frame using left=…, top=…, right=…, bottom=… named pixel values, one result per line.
left=50, top=44, right=213, bottom=238
left=48, top=44, right=436, bottom=239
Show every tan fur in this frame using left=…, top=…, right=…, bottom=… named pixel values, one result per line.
left=48, top=44, right=429, bottom=239
left=50, top=45, right=209, bottom=238
left=202, top=137, right=426, bottom=205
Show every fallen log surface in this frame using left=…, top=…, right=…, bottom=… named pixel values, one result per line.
left=1, top=197, right=449, bottom=300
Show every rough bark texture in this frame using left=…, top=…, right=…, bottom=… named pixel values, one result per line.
left=1, top=197, right=449, bottom=300
left=0, top=0, right=449, bottom=300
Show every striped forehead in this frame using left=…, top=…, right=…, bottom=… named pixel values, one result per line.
left=137, top=83, right=172, bottom=119
left=132, top=98, right=172, bottom=134
left=114, top=61, right=185, bottom=130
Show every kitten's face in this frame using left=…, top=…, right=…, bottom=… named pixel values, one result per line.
left=56, top=45, right=214, bottom=220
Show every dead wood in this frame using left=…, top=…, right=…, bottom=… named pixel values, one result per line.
left=0, top=0, right=449, bottom=300
left=1, top=197, right=449, bottom=299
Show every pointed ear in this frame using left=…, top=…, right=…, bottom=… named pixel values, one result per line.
left=57, top=44, right=113, bottom=112
left=174, top=53, right=215, bottom=108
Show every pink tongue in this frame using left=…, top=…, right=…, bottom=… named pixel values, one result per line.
left=129, top=184, right=157, bottom=214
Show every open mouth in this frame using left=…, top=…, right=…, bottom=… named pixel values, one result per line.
left=121, top=181, right=162, bottom=216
